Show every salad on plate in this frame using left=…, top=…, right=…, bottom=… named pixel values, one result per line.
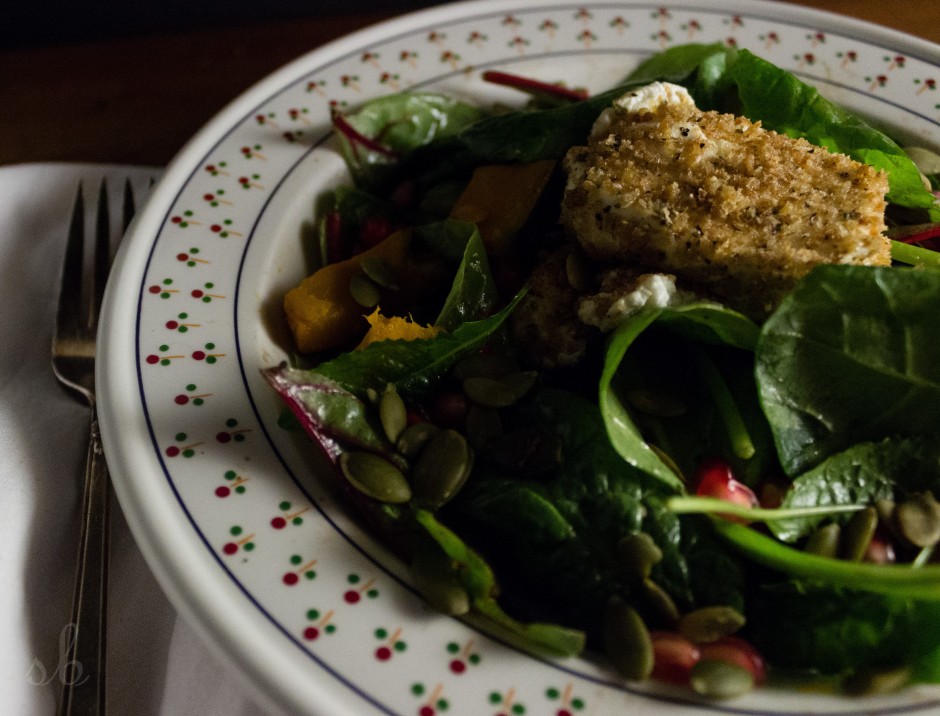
left=264, top=42, right=940, bottom=700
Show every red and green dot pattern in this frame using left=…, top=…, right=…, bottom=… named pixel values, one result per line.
left=133, top=4, right=938, bottom=713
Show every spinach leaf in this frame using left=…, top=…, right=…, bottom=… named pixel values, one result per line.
left=746, top=580, right=940, bottom=678
left=450, top=388, right=745, bottom=635
left=756, top=265, right=940, bottom=476
left=599, top=303, right=766, bottom=489
left=769, top=436, right=940, bottom=542
left=429, top=222, right=498, bottom=330
left=624, top=42, right=728, bottom=87
left=724, top=51, right=939, bottom=217
left=598, top=307, right=681, bottom=489
left=709, top=518, right=940, bottom=600
left=312, top=290, right=525, bottom=399
left=627, top=44, right=939, bottom=218
left=385, top=84, right=637, bottom=191
left=413, top=509, right=586, bottom=657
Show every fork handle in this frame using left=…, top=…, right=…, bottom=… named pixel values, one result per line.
left=59, top=410, right=110, bottom=716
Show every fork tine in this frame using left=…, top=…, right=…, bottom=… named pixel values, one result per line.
left=58, top=185, right=87, bottom=336
left=92, top=181, right=110, bottom=325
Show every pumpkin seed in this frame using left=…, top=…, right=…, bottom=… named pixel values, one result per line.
left=642, top=578, right=680, bottom=624
left=412, top=429, right=473, bottom=508
left=349, top=272, right=381, bottom=307
left=904, top=146, right=940, bottom=175
left=453, top=353, right=518, bottom=381
left=690, top=659, right=755, bottom=699
left=843, top=665, right=911, bottom=696
left=396, top=421, right=440, bottom=459
left=839, top=506, right=878, bottom=561
left=465, top=404, right=503, bottom=451
left=339, top=451, right=412, bottom=503
left=875, top=498, right=897, bottom=526
left=602, top=599, right=654, bottom=681
left=678, top=606, right=746, bottom=644
left=500, top=370, right=538, bottom=401
left=565, top=250, right=593, bottom=291
left=895, top=492, right=940, bottom=548
left=804, top=523, right=841, bottom=558
left=410, top=547, right=470, bottom=616
left=625, top=387, right=687, bottom=418
left=618, top=532, right=663, bottom=580
left=378, top=383, right=407, bottom=444
left=360, top=255, right=399, bottom=289
left=462, top=376, right=518, bottom=408
left=461, top=369, right=537, bottom=408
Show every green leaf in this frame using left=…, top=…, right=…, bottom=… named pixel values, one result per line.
left=625, top=41, right=738, bottom=110
left=723, top=50, right=940, bottom=218
left=431, top=221, right=499, bottom=330
left=598, top=303, right=763, bottom=489
left=710, top=518, right=940, bottom=600
left=598, top=307, right=684, bottom=490
left=769, top=437, right=940, bottom=542
left=452, top=388, right=743, bottom=627
left=451, top=479, right=576, bottom=543
left=756, top=265, right=940, bottom=475
left=340, top=92, right=486, bottom=182
left=314, top=290, right=525, bottom=399
left=386, top=83, right=639, bottom=191
left=263, top=367, right=390, bottom=454
left=624, top=44, right=940, bottom=219
left=413, top=509, right=586, bottom=656
left=655, top=303, right=760, bottom=351
left=747, top=581, right=940, bottom=677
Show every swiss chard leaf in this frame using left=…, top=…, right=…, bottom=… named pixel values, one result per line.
left=769, top=436, right=940, bottom=542
left=340, top=92, right=486, bottom=183
left=756, top=265, right=940, bottom=476
left=263, top=366, right=391, bottom=459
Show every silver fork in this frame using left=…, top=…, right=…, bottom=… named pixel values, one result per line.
left=52, top=180, right=137, bottom=716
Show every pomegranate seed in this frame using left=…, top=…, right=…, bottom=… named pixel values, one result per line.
left=700, top=636, right=767, bottom=685
left=360, top=215, right=392, bottom=249
left=693, top=457, right=758, bottom=520
left=865, top=528, right=897, bottom=564
left=649, top=631, right=701, bottom=685
left=324, top=211, right=344, bottom=264
left=390, top=180, right=416, bottom=209
left=427, top=391, right=469, bottom=429
left=758, top=480, right=786, bottom=509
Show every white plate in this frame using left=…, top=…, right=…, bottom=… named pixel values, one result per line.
left=98, top=1, right=940, bottom=713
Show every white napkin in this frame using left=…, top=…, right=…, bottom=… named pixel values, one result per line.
left=0, top=163, right=268, bottom=716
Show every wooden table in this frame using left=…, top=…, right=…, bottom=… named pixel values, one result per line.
left=1, top=0, right=938, bottom=167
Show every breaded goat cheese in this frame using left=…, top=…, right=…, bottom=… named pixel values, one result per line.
left=561, top=82, right=891, bottom=317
